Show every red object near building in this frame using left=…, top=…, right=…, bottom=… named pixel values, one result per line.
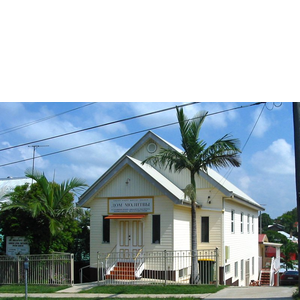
left=265, top=246, right=297, bottom=261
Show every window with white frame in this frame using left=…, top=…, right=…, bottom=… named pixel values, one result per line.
left=231, top=210, right=235, bottom=233
left=252, top=215, right=254, bottom=233
left=235, top=261, right=238, bottom=277
left=241, top=259, right=244, bottom=280
left=247, top=214, right=250, bottom=233
left=241, top=213, right=244, bottom=233
left=252, top=257, right=255, bottom=275
left=225, top=264, right=230, bottom=273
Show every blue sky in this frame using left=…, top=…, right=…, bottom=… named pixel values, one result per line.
left=0, top=101, right=296, bottom=219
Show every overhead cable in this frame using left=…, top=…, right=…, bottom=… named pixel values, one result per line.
left=0, top=102, right=266, bottom=168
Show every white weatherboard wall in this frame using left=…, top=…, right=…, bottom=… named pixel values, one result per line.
left=100, top=166, right=162, bottom=198
left=143, top=196, right=174, bottom=252
left=173, top=205, right=191, bottom=251
left=223, top=200, right=259, bottom=286
left=89, top=198, right=117, bottom=265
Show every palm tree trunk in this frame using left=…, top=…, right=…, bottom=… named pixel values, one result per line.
left=190, top=172, right=199, bottom=284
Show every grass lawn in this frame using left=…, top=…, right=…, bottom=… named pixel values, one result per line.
left=81, top=284, right=226, bottom=294
left=0, top=284, right=226, bottom=300
left=0, top=284, right=69, bottom=293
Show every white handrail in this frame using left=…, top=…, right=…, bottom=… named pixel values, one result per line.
left=270, top=257, right=275, bottom=286
left=134, top=247, right=144, bottom=278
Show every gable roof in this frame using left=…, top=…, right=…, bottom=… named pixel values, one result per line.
left=259, top=234, right=268, bottom=243
left=78, top=131, right=264, bottom=211
left=268, top=223, right=285, bottom=231
left=78, top=155, right=191, bottom=207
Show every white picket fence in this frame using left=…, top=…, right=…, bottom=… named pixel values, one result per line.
left=0, top=253, right=74, bottom=285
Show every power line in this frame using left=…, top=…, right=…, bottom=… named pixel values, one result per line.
left=242, top=103, right=266, bottom=151
left=0, top=102, right=265, bottom=168
left=0, top=102, right=198, bottom=152
left=213, top=102, right=267, bottom=195
left=0, top=102, right=96, bottom=136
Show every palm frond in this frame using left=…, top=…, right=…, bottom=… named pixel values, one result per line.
left=197, top=134, right=241, bottom=171
left=142, top=148, right=192, bottom=173
left=176, top=107, right=207, bottom=156
left=184, top=184, right=196, bottom=202
left=49, top=218, right=63, bottom=236
left=1, top=202, right=29, bottom=212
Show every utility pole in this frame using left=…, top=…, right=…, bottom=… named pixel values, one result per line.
left=292, top=102, right=300, bottom=294
left=259, top=204, right=266, bottom=234
left=28, top=145, right=49, bottom=174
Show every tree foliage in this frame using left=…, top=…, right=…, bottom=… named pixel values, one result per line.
left=260, top=208, right=298, bottom=237
left=260, top=213, right=274, bottom=233
left=274, top=207, right=298, bottom=236
left=0, top=172, right=89, bottom=256
left=266, top=230, right=298, bottom=271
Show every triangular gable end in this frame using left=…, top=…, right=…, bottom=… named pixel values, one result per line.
left=78, top=155, right=189, bottom=207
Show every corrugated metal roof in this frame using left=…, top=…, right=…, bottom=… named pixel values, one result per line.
left=259, top=234, right=268, bottom=243
left=0, top=177, right=33, bottom=202
left=204, top=168, right=261, bottom=208
left=278, top=231, right=298, bottom=243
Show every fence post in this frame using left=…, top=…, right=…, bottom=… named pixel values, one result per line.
left=164, top=250, right=167, bottom=286
left=70, top=254, right=74, bottom=286
left=17, top=256, right=20, bottom=284
left=97, top=252, right=99, bottom=283
left=24, top=257, right=29, bottom=300
left=215, top=248, right=219, bottom=287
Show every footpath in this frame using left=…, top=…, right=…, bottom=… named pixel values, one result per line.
left=0, top=283, right=297, bottom=299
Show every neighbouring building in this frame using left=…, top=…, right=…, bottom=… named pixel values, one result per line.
left=258, top=234, right=282, bottom=286
left=78, top=131, right=265, bottom=286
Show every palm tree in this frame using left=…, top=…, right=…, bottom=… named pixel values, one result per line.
left=142, top=107, right=241, bottom=284
left=3, top=170, right=88, bottom=236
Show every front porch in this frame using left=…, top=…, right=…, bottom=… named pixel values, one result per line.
left=258, top=234, right=282, bottom=286
left=94, top=248, right=219, bottom=286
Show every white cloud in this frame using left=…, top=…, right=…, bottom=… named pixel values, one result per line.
left=251, top=139, right=294, bottom=174
left=238, top=174, right=251, bottom=191
left=249, top=107, right=271, bottom=138
left=194, top=102, right=238, bottom=130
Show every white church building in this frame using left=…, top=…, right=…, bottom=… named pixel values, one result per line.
left=78, top=131, right=264, bottom=286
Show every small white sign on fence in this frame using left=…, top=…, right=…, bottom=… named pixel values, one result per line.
left=6, top=236, right=30, bottom=256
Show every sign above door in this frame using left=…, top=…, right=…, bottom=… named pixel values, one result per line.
left=108, top=197, right=153, bottom=214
